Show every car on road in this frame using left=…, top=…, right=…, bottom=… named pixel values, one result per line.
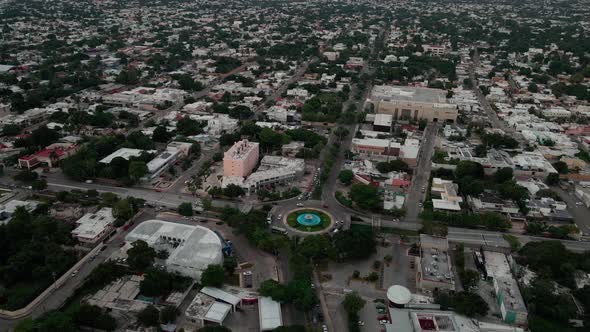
left=322, top=203, right=329, bottom=208
left=379, top=319, right=388, bottom=325
left=358, top=321, right=365, bottom=326
left=322, top=325, right=327, bottom=332
left=155, top=188, right=162, bottom=192
left=71, top=270, right=78, bottom=277
left=296, top=203, right=304, bottom=207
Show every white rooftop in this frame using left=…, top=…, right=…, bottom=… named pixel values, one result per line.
left=259, top=296, right=283, bottom=331
left=125, top=220, right=223, bottom=280
left=99, top=148, right=153, bottom=164
left=72, top=207, right=115, bottom=240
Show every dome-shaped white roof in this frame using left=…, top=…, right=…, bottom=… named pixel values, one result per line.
left=387, top=285, right=411, bottom=305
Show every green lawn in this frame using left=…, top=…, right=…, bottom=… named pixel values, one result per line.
left=286, top=209, right=332, bottom=232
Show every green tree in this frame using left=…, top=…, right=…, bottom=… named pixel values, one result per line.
left=455, top=161, right=484, bottom=179
left=176, top=117, right=201, bottom=136
left=223, top=184, right=245, bottom=198
left=223, top=256, right=238, bottom=275
left=333, top=228, right=376, bottom=259
left=13, top=170, right=39, bottom=182
left=201, top=264, right=225, bottom=287
left=126, top=240, right=157, bottom=271
left=349, top=184, right=381, bottom=210
left=552, top=161, right=569, bottom=174
left=128, top=161, right=148, bottom=181
left=342, top=292, right=366, bottom=314
left=546, top=173, right=560, bottom=185
left=152, top=126, right=171, bottom=143
left=112, top=199, right=134, bottom=220
left=159, top=306, right=178, bottom=324
left=178, top=202, right=193, bottom=216
left=136, top=305, right=159, bottom=327
left=338, top=170, right=354, bottom=185
left=31, top=179, right=47, bottom=191
left=493, top=167, right=513, bottom=183
left=460, top=269, right=480, bottom=290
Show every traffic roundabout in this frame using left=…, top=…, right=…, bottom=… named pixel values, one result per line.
left=284, top=208, right=333, bottom=233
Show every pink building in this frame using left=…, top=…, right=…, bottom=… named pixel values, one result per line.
left=223, top=139, right=259, bottom=177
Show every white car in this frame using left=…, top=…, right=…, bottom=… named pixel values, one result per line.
left=358, top=321, right=365, bottom=326
left=296, top=203, right=304, bottom=207
left=379, top=319, right=388, bottom=325
left=71, top=270, right=79, bottom=277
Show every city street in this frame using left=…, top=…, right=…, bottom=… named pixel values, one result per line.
left=405, top=123, right=439, bottom=223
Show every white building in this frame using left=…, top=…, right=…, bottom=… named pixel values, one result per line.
left=223, top=156, right=305, bottom=194
left=71, top=207, right=115, bottom=245
left=146, top=147, right=180, bottom=179
left=0, top=199, right=41, bottom=223
left=99, top=148, right=155, bottom=164
left=125, top=220, right=223, bottom=280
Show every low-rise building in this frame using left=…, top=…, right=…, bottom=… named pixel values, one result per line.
left=351, top=137, right=419, bottom=165
left=483, top=251, right=528, bottom=326
left=99, top=148, right=155, bottom=164
left=431, top=178, right=463, bottom=212
left=125, top=220, right=223, bottom=280
left=71, top=207, right=115, bottom=245
left=0, top=199, right=40, bottom=223
left=18, top=143, right=79, bottom=169
left=468, top=193, right=520, bottom=215
left=415, top=235, right=455, bottom=294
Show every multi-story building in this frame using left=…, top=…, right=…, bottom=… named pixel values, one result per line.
left=366, top=85, right=458, bottom=123
left=223, top=139, right=260, bottom=177
left=223, top=156, right=304, bottom=194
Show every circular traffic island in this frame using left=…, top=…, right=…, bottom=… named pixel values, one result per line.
left=285, top=208, right=332, bottom=233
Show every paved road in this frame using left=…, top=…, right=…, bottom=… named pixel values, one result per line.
left=551, top=186, right=590, bottom=234
left=447, top=227, right=590, bottom=252
left=469, top=49, right=526, bottom=146
left=405, top=123, right=438, bottom=222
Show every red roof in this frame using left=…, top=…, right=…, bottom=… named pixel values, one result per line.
left=392, top=179, right=410, bottom=187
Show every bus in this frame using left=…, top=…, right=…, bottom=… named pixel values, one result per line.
left=270, top=226, right=288, bottom=235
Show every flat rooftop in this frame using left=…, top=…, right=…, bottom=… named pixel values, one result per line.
left=371, top=85, right=448, bottom=104
left=483, top=251, right=527, bottom=314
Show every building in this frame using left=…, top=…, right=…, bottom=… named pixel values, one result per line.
left=373, top=113, right=393, bottom=132
left=0, top=199, right=40, bottom=223
left=145, top=146, right=182, bottom=180
left=423, top=45, right=448, bottom=56
left=223, top=156, right=305, bottom=194
left=18, top=143, right=79, bottom=169
left=483, top=252, right=528, bottom=326
left=384, top=307, right=524, bottom=332
left=366, top=85, right=458, bottom=123
left=511, top=152, right=558, bottom=178
left=575, top=185, right=590, bottom=208
left=415, top=235, right=455, bottom=294
left=351, top=137, right=419, bottom=165
left=468, top=193, right=520, bottom=215
left=223, top=139, right=260, bottom=177
left=71, top=207, right=116, bottom=245
left=526, top=197, right=573, bottom=222
left=386, top=285, right=412, bottom=308
left=125, top=220, right=223, bottom=280
left=259, top=296, right=283, bottom=331
left=99, top=148, right=155, bottom=164
left=431, top=178, right=463, bottom=212
left=86, top=275, right=148, bottom=313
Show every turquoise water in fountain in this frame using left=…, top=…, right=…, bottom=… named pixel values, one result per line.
left=296, top=212, right=321, bottom=226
